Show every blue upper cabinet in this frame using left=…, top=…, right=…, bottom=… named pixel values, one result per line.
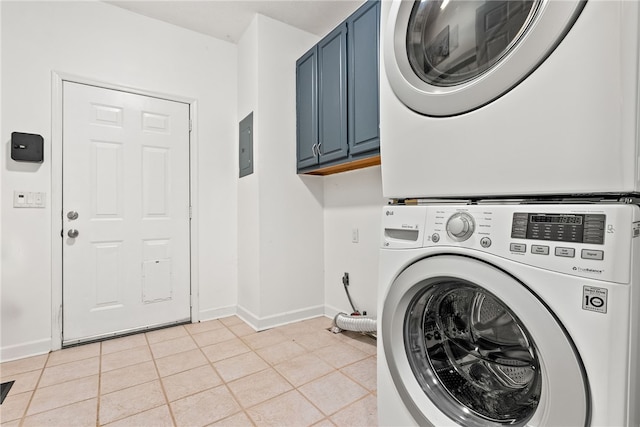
left=296, top=48, right=318, bottom=170
left=318, top=23, right=349, bottom=165
left=296, top=0, right=380, bottom=174
left=348, top=1, right=380, bottom=156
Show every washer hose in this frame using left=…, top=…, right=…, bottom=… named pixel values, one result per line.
left=332, top=312, right=377, bottom=333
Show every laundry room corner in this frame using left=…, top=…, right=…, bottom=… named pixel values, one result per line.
left=323, top=166, right=387, bottom=319
left=236, top=14, right=326, bottom=330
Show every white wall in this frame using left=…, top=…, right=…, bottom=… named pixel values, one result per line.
left=324, top=166, right=387, bottom=318
left=237, top=18, right=261, bottom=319
left=237, top=15, right=325, bottom=329
left=1, top=0, right=238, bottom=361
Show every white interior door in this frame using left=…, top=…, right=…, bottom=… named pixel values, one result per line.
left=62, top=81, right=191, bottom=344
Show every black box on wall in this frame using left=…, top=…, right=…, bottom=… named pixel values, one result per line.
left=11, top=132, right=44, bottom=162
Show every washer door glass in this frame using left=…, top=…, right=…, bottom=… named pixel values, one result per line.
left=381, top=255, right=589, bottom=426
left=405, top=281, right=541, bottom=425
left=407, top=1, right=539, bottom=87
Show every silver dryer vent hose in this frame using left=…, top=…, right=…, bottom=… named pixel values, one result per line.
left=333, top=312, right=377, bottom=333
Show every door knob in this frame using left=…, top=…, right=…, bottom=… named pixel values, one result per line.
left=67, top=229, right=79, bottom=238
left=67, top=211, right=79, bottom=220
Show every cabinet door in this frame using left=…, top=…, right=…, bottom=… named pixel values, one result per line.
left=318, top=23, right=348, bottom=164
left=296, top=47, right=319, bottom=170
left=348, top=0, right=380, bottom=156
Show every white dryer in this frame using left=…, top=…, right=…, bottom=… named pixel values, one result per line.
left=377, top=202, right=640, bottom=426
left=379, top=0, right=640, bottom=198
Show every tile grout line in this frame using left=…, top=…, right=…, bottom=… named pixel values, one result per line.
left=233, top=328, right=305, bottom=416
left=189, top=322, right=259, bottom=427
left=17, top=352, right=51, bottom=426
left=146, top=330, right=179, bottom=427
left=96, top=342, right=102, bottom=427
left=233, top=328, right=348, bottom=426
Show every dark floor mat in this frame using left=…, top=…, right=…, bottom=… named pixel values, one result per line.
left=1, top=381, right=15, bottom=404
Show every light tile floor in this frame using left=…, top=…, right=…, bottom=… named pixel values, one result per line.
left=0, top=316, right=377, bottom=426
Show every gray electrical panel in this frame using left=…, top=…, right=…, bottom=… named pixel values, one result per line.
left=239, top=112, right=254, bottom=178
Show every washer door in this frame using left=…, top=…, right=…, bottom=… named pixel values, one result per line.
left=384, top=0, right=585, bottom=116
left=382, top=255, right=589, bottom=426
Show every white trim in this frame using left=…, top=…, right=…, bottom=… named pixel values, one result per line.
left=50, top=71, right=200, bottom=348
left=51, top=73, right=64, bottom=352
left=324, top=303, right=352, bottom=320
left=0, top=338, right=51, bottom=363
left=237, top=304, right=326, bottom=331
left=198, top=305, right=238, bottom=323
left=189, top=100, right=200, bottom=323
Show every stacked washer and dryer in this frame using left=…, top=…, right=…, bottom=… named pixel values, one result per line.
left=377, top=1, right=640, bottom=426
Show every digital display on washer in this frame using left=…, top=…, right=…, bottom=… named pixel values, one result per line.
left=511, top=213, right=605, bottom=244
left=530, top=214, right=583, bottom=225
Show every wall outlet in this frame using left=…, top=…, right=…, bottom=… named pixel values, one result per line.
left=352, top=228, right=359, bottom=243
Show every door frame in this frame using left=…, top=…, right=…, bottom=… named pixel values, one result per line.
left=50, top=71, right=201, bottom=350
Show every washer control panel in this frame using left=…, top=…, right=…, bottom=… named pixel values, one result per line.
left=382, top=203, right=639, bottom=284
left=511, top=212, right=605, bottom=244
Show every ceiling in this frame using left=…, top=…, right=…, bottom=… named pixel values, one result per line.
left=105, top=0, right=366, bottom=43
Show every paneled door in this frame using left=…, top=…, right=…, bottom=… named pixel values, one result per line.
left=62, top=81, right=191, bottom=344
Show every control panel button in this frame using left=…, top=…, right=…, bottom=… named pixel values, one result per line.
left=581, top=249, right=604, bottom=260
left=555, top=247, right=575, bottom=258
left=431, top=233, right=440, bottom=243
left=511, top=213, right=528, bottom=239
left=480, top=237, right=492, bottom=248
left=531, top=245, right=550, bottom=255
left=510, top=243, right=526, bottom=253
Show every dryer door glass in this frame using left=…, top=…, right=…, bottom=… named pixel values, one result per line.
left=406, top=0, right=540, bottom=86
left=384, top=0, right=586, bottom=116
left=404, top=280, right=541, bottom=425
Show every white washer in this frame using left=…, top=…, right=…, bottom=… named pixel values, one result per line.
left=378, top=202, right=640, bottom=426
left=380, top=0, right=640, bottom=198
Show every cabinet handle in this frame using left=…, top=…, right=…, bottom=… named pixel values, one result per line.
left=311, top=143, right=317, bottom=156
left=317, top=142, right=322, bottom=155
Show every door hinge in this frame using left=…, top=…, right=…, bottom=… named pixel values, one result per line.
left=189, top=205, right=193, bottom=219
left=189, top=120, right=192, bottom=132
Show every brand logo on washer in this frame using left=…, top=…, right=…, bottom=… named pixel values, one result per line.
left=573, top=266, right=604, bottom=275
left=385, top=210, right=394, bottom=216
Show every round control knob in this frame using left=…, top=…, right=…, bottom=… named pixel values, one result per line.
left=446, top=212, right=475, bottom=241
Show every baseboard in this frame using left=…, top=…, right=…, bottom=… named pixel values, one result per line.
left=324, top=304, right=352, bottom=320
left=198, top=305, right=237, bottom=323
left=0, top=338, right=51, bottom=363
left=236, top=304, right=326, bottom=331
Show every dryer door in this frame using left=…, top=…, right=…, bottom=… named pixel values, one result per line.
left=383, top=0, right=585, bottom=116
left=381, top=255, right=589, bottom=426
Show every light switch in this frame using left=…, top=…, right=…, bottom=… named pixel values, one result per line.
left=34, top=192, right=45, bottom=207
left=352, top=228, right=359, bottom=243
left=14, top=191, right=46, bottom=208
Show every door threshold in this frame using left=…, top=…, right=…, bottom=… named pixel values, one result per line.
left=62, top=319, right=191, bottom=348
